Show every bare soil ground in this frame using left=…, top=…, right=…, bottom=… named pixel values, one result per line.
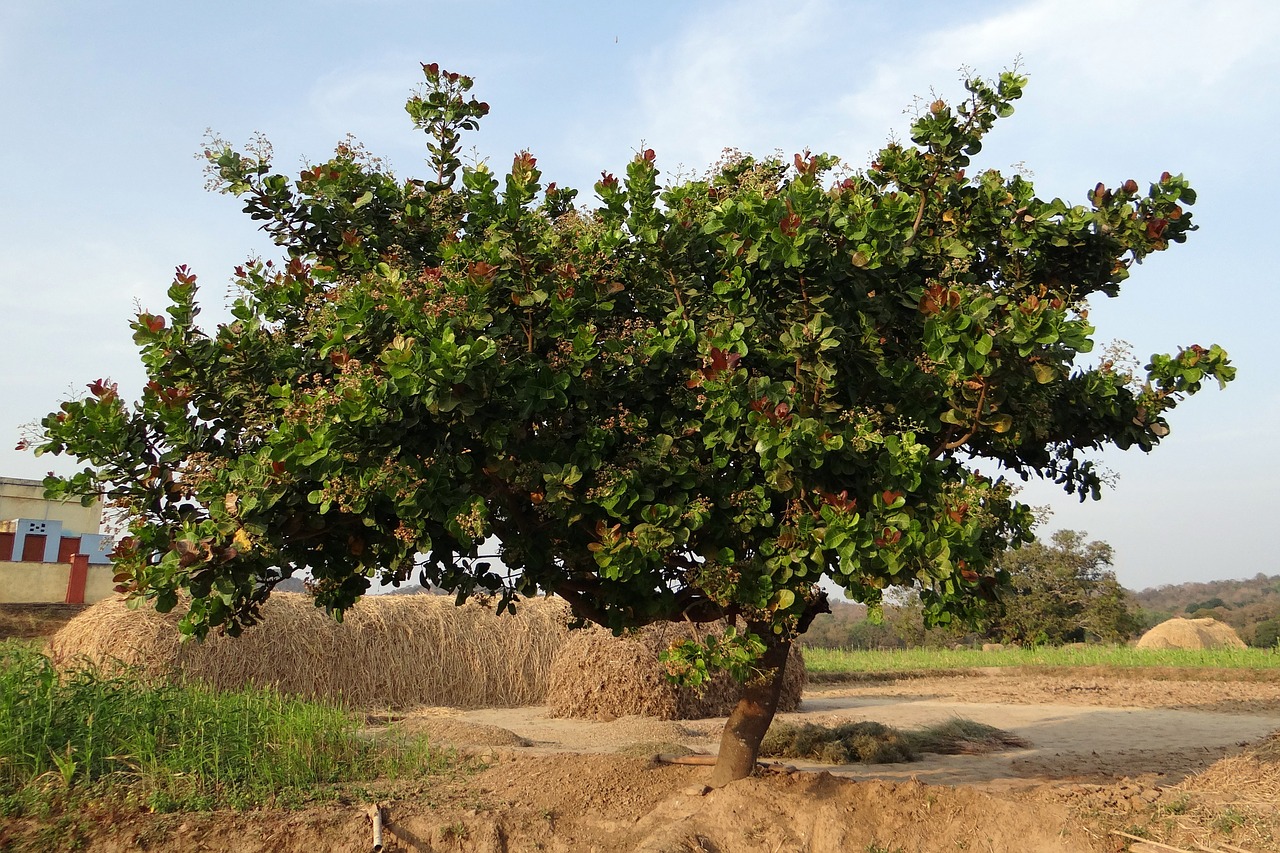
left=6, top=666, right=1280, bottom=852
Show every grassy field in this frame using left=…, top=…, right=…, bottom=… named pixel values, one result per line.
left=803, top=644, right=1280, bottom=675
left=0, top=641, right=458, bottom=820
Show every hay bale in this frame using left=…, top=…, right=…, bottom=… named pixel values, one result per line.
left=48, top=592, right=571, bottom=709
left=546, top=622, right=807, bottom=721
left=1135, top=616, right=1247, bottom=651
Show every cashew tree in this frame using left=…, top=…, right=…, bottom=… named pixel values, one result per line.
left=32, top=64, right=1232, bottom=785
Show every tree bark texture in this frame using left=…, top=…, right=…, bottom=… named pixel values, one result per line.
left=708, top=629, right=792, bottom=787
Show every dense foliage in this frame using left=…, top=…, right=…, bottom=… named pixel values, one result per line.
left=986, top=529, right=1137, bottom=644
left=32, top=65, right=1231, bottom=674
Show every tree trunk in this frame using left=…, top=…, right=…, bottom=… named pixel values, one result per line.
left=708, top=629, right=792, bottom=787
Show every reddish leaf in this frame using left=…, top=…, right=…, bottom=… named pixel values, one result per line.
left=173, top=265, right=197, bottom=287
left=701, top=347, right=741, bottom=381
left=819, top=490, right=857, bottom=512
left=87, top=379, right=118, bottom=401
left=468, top=261, right=499, bottom=282
left=919, top=284, right=946, bottom=315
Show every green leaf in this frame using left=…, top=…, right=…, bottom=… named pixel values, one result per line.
left=1032, top=363, right=1056, bottom=384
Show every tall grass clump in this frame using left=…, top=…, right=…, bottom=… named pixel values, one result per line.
left=0, top=642, right=451, bottom=815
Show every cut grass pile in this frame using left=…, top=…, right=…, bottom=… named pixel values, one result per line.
left=760, top=717, right=1028, bottom=764
left=49, top=592, right=571, bottom=709
left=0, top=641, right=455, bottom=817
left=802, top=644, right=1280, bottom=676
left=547, top=620, right=806, bottom=720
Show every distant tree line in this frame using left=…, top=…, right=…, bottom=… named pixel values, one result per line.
left=802, top=531, right=1280, bottom=649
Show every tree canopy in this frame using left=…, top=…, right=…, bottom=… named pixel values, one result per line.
left=31, top=64, right=1233, bottom=782
left=988, top=529, right=1138, bottom=644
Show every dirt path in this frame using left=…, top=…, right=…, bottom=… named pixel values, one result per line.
left=403, top=668, right=1280, bottom=789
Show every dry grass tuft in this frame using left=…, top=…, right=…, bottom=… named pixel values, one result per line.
left=907, top=717, right=1030, bottom=754
left=762, top=720, right=917, bottom=764
left=1147, top=730, right=1280, bottom=851
left=546, top=622, right=807, bottom=721
left=48, top=592, right=572, bottom=709
left=761, top=717, right=1028, bottom=764
left=1135, top=616, right=1247, bottom=650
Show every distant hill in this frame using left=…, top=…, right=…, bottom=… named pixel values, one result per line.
left=1129, top=572, right=1280, bottom=646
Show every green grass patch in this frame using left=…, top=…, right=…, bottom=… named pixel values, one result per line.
left=760, top=717, right=1027, bottom=764
left=802, top=644, right=1280, bottom=675
left=0, top=641, right=457, bottom=817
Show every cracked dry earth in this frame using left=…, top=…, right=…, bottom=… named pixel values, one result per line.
left=13, top=667, right=1280, bottom=852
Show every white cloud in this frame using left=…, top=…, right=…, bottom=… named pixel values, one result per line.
left=838, top=0, right=1280, bottom=141
left=612, top=0, right=1280, bottom=184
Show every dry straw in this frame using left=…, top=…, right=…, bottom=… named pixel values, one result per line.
left=48, top=592, right=572, bottom=709
left=546, top=621, right=807, bottom=720
left=1135, top=616, right=1247, bottom=651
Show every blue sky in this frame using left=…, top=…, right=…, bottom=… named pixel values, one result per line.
left=2, top=1, right=1275, bottom=590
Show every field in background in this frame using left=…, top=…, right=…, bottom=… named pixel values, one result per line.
left=804, top=644, right=1280, bottom=676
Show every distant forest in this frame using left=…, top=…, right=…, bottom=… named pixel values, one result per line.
left=802, top=573, right=1280, bottom=650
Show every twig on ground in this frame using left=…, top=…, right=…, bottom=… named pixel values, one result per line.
left=1109, top=830, right=1194, bottom=852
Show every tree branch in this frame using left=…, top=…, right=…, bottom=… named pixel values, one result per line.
left=930, top=380, right=987, bottom=459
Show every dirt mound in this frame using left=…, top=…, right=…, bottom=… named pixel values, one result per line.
left=47, top=592, right=571, bottom=709
left=397, top=755, right=1093, bottom=852
left=391, top=717, right=532, bottom=748
left=546, top=622, right=806, bottom=720
left=1136, top=616, right=1247, bottom=650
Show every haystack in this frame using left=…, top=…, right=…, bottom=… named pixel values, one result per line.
left=546, top=622, right=807, bottom=721
left=1135, top=616, right=1247, bottom=650
left=48, top=592, right=571, bottom=709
